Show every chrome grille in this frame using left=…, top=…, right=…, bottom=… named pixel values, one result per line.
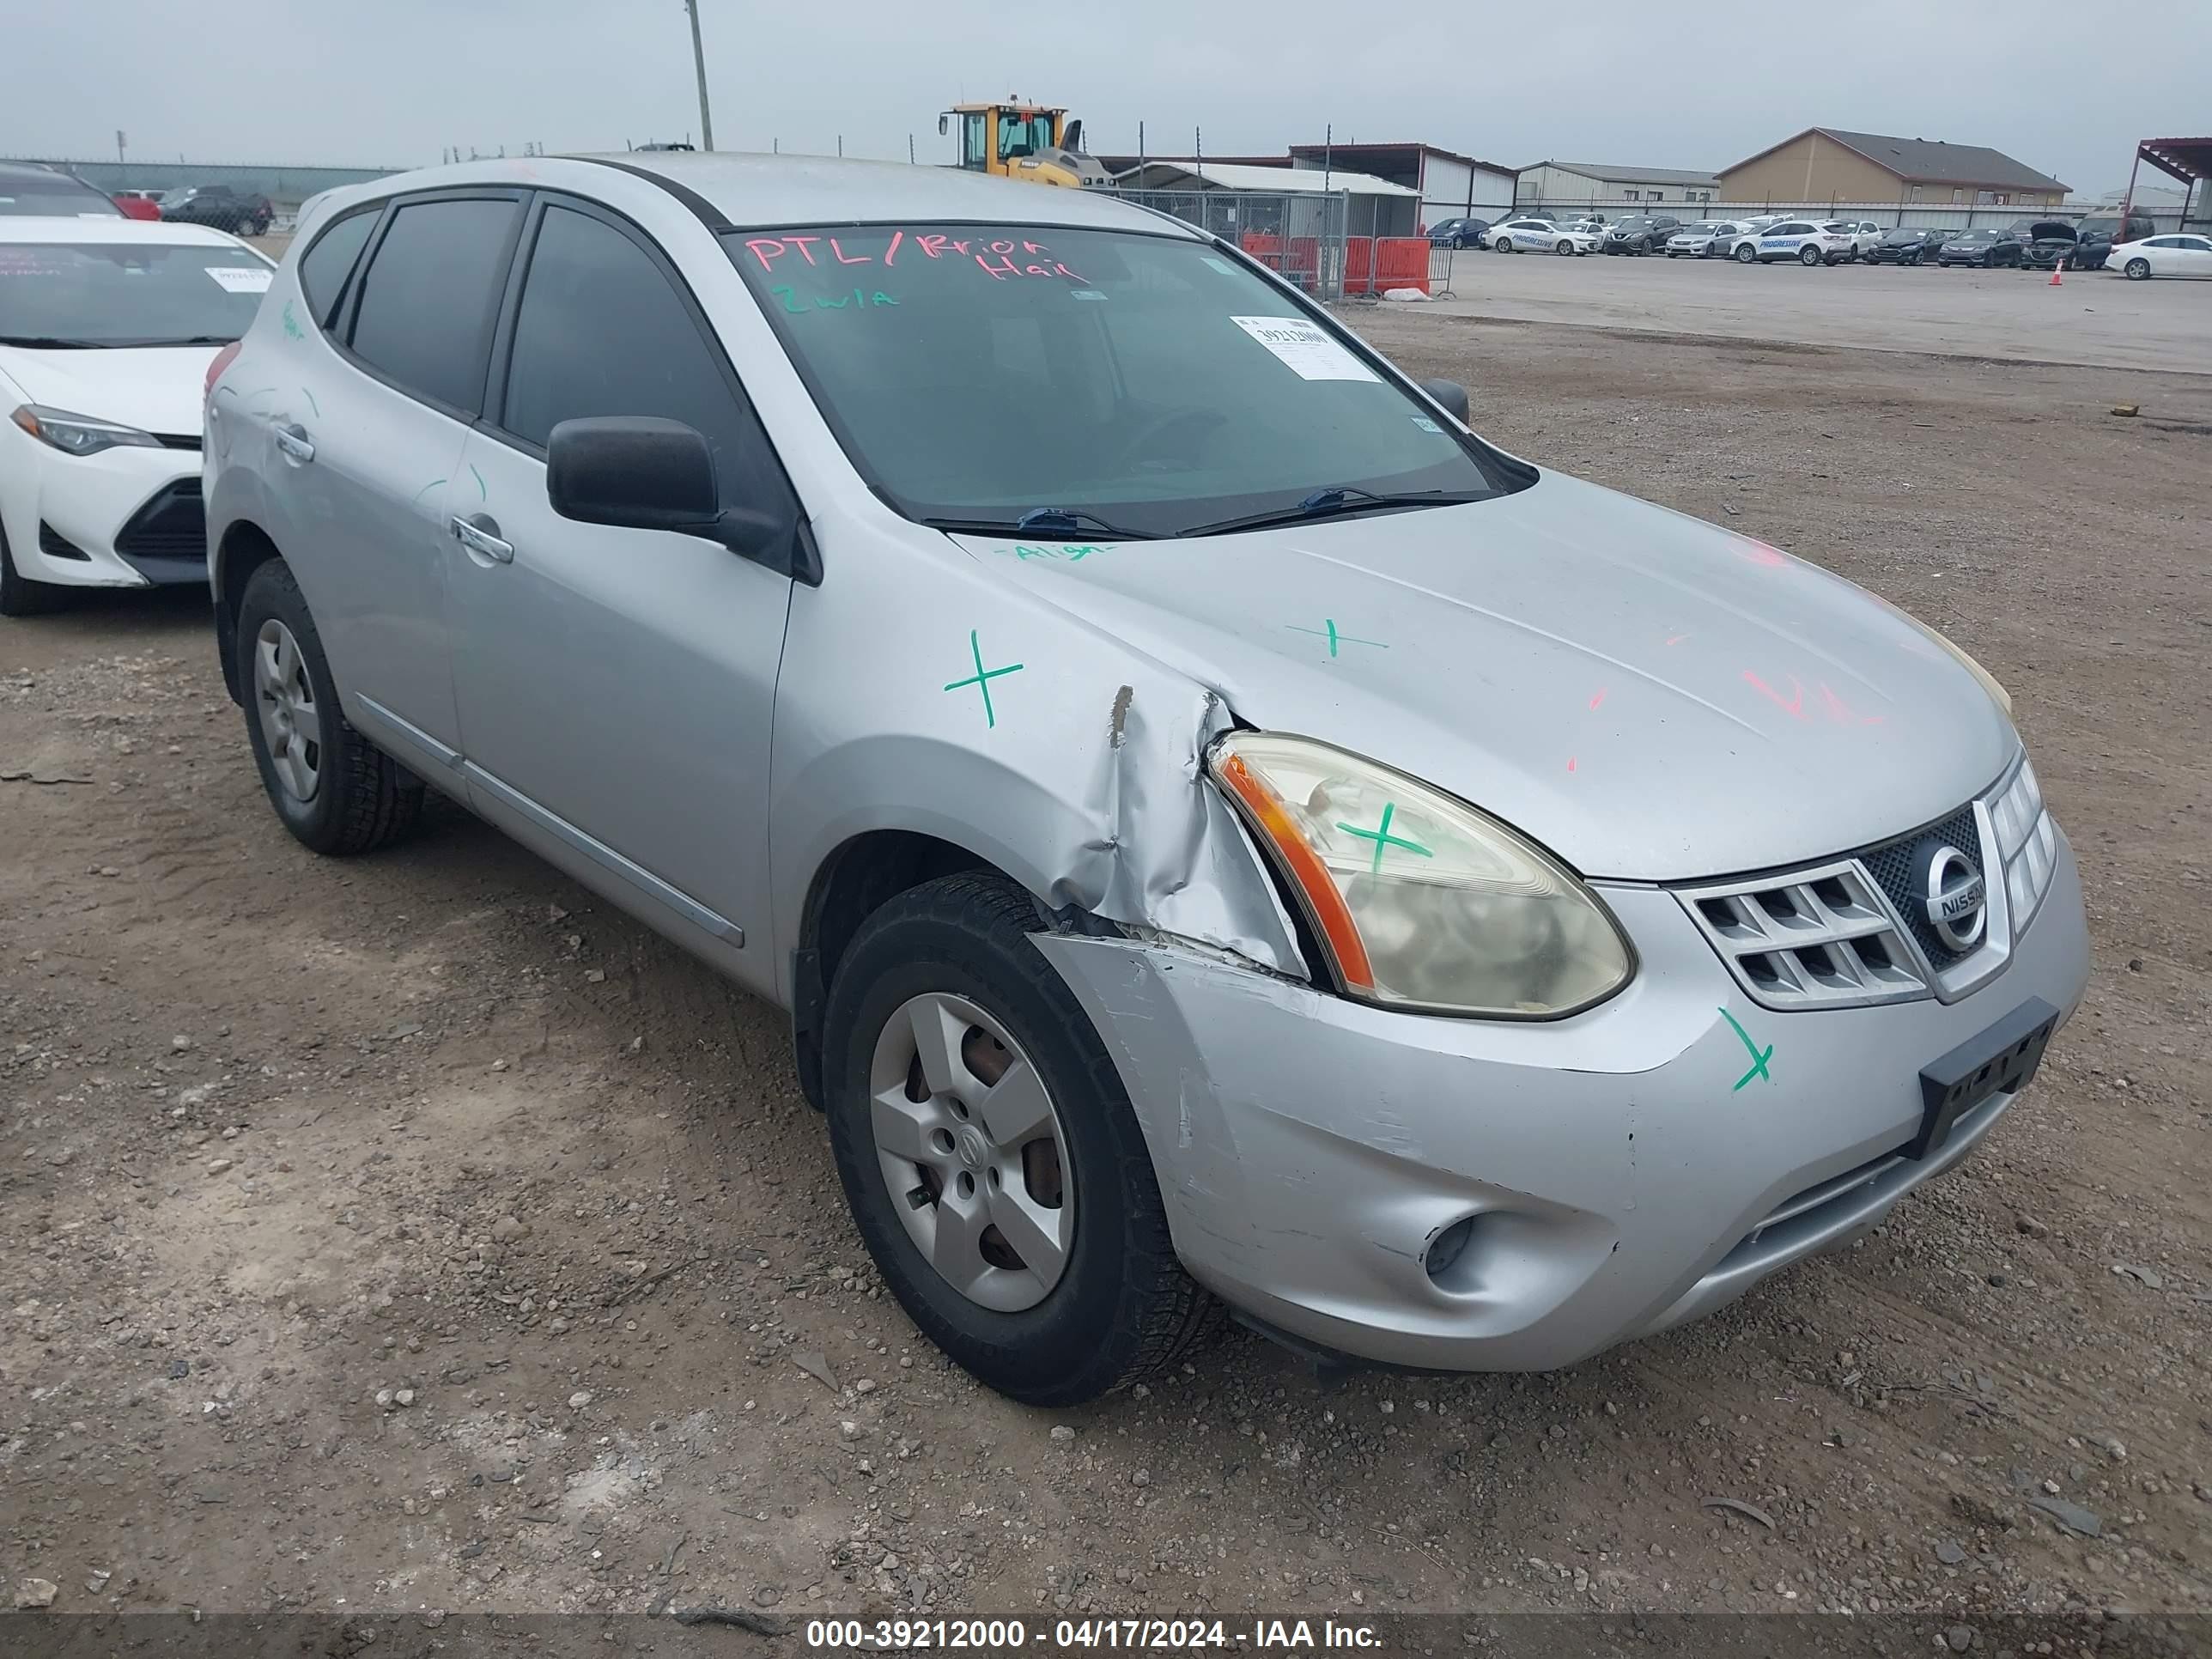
left=1860, top=805, right=1983, bottom=967
left=1677, top=858, right=1930, bottom=1009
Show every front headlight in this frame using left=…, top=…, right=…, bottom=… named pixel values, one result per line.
left=1209, top=732, right=1634, bottom=1018
left=9, top=404, right=163, bottom=458
left=1989, top=755, right=2058, bottom=929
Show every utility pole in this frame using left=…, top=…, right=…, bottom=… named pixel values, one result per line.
left=683, top=0, right=715, bottom=151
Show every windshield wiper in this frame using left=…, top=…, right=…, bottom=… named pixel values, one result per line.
left=1178, top=485, right=1487, bottom=538
left=130, top=335, right=240, bottom=347
left=918, top=507, right=1159, bottom=542
left=0, top=336, right=106, bottom=349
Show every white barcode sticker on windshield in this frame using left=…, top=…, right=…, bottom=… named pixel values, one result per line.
left=1231, top=316, right=1378, bottom=382
left=204, top=266, right=272, bottom=294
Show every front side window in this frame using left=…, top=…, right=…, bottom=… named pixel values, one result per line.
left=0, top=240, right=270, bottom=347
left=729, top=222, right=1516, bottom=537
left=346, top=196, right=519, bottom=412
left=502, top=204, right=776, bottom=510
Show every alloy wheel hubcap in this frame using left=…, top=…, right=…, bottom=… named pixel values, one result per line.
left=868, top=992, right=1074, bottom=1312
left=253, top=618, right=321, bottom=803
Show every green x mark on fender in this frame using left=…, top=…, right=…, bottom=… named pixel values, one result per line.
left=1718, top=1006, right=1775, bottom=1091
left=1286, top=618, right=1387, bottom=659
left=941, top=629, right=1024, bottom=729
left=1335, top=800, right=1432, bottom=874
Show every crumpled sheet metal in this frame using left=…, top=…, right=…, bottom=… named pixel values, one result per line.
left=1053, top=683, right=1308, bottom=978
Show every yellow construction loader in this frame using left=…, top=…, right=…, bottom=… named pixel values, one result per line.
left=938, top=100, right=1113, bottom=188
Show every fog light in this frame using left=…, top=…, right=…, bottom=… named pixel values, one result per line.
left=1425, top=1216, right=1477, bottom=1281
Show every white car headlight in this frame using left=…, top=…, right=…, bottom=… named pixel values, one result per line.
left=1209, top=732, right=1634, bottom=1018
left=1989, top=755, right=2057, bottom=929
left=9, top=404, right=163, bottom=458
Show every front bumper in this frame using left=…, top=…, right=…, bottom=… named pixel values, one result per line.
left=1037, top=834, right=2089, bottom=1372
left=0, top=435, right=205, bottom=588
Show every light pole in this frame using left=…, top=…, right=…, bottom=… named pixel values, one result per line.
left=683, top=0, right=714, bottom=151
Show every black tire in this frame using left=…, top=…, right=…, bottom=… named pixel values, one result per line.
left=0, top=520, right=67, bottom=617
left=1800, top=245, right=1822, bottom=266
left=1494, top=236, right=1513, bottom=254
left=236, top=559, right=422, bottom=854
left=1554, top=239, right=1574, bottom=257
left=2124, top=258, right=2150, bottom=280
left=823, top=873, right=1218, bottom=1405
left=1735, top=242, right=1756, bottom=264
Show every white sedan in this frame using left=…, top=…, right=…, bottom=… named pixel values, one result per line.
left=2112, top=234, right=2212, bottom=279
left=0, top=217, right=271, bottom=614
left=1486, top=217, right=1598, bottom=255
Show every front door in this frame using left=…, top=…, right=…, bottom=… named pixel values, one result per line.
left=446, top=198, right=799, bottom=992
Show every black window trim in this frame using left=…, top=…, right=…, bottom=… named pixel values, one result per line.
left=330, top=185, right=531, bottom=428
left=295, top=202, right=386, bottom=334
left=478, top=189, right=816, bottom=585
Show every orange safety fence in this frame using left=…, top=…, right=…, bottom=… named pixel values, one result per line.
left=1343, top=237, right=1433, bottom=295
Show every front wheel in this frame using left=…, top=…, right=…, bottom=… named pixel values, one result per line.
left=1494, top=236, right=1513, bottom=254
left=2124, top=258, right=2151, bottom=280
left=823, top=873, right=1218, bottom=1404
left=1555, top=239, right=1575, bottom=257
left=236, top=560, right=423, bottom=854
left=1735, top=242, right=1756, bottom=264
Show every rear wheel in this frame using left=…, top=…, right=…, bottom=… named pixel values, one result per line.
left=2124, top=258, right=2151, bottom=280
left=823, top=873, right=1218, bottom=1404
left=1800, top=245, right=1822, bottom=266
left=0, top=522, right=67, bottom=617
left=237, top=560, right=423, bottom=854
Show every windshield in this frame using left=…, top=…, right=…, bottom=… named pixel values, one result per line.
left=1615, top=217, right=1652, bottom=231
left=158, top=187, right=198, bottom=206
left=1953, top=230, right=1995, bottom=243
left=998, top=113, right=1054, bottom=161
left=0, top=173, right=121, bottom=217
left=0, top=241, right=271, bottom=346
left=2078, top=217, right=2119, bottom=237
left=729, top=222, right=1510, bottom=536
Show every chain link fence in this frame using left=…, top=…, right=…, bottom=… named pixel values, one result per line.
left=1117, top=187, right=1352, bottom=301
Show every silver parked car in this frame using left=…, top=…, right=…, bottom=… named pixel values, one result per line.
left=204, top=155, right=2091, bottom=1403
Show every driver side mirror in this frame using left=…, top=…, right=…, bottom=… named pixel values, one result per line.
left=545, top=415, right=783, bottom=561
left=1420, top=379, right=1470, bottom=424
left=548, top=416, right=720, bottom=536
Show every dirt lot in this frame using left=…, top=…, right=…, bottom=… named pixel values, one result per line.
left=1419, top=247, right=2212, bottom=374
left=3, top=309, right=2209, bottom=1641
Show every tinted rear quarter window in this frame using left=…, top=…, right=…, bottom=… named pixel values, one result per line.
left=296, top=209, right=377, bottom=326
left=501, top=204, right=778, bottom=510
left=346, top=197, right=519, bottom=412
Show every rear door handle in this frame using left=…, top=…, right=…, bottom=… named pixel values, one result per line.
left=450, top=513, right=514, bottom=564
left=275, top=424, right=315, bottom=463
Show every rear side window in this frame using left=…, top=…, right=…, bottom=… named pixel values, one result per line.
left=347, top=197, right=519, bottom=412
left=501, top=204, right=774, bottom=508
left=296, top=209, right=377, bottom=326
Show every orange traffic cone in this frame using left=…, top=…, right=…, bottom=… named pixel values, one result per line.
left=2049, top=264, right=2063, bottom=286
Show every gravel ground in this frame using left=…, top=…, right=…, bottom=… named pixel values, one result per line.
left=3, top=310, right=2208, bottom=1638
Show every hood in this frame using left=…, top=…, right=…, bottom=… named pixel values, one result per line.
left=954, top=471, right=2016, bottom=882
left=0, top=343, right=219, bottom=440
left=2026, top=222, right=2076, bottom=243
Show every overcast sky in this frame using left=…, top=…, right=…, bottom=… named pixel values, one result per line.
left=9, top=0, right=2203, bottom=197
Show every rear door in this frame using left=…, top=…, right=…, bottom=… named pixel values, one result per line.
left=446, top=194, right=799, bottom=988
left=273, top=190, right=524, bottom=771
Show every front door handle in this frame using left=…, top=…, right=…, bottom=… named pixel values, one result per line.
left=450, top=512, right=514, bottom=564
left=275, top=424, right=315, bottom=463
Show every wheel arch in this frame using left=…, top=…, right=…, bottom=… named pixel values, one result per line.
left=213, top=520, right=286, bottom=705
left=790, top=828, right=1042, bottom=1110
